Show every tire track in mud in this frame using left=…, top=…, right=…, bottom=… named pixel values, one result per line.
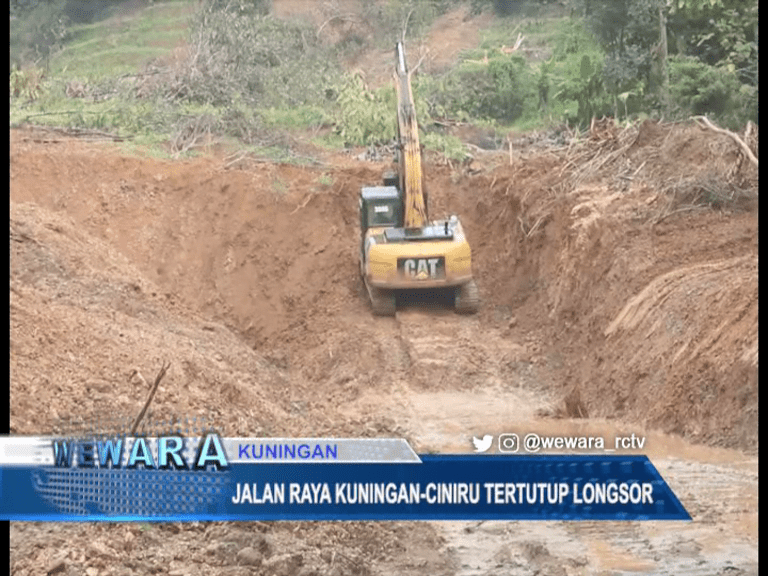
left=372, top=308, right=759, bottom=576
left=390, top=307, right=550, bottom=452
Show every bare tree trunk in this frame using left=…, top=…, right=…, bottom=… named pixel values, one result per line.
left=658, top=5, right=670, bottom=113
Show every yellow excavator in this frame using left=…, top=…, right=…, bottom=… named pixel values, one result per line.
left=358, top=41, right=479, bottom=316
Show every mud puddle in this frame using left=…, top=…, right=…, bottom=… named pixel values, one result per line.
left=394, top=387, right=758, bottom=576
left=405, top=388, right=756, bottom=575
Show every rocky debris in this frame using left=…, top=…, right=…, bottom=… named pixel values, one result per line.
left=45, top=557, right=67, bottom=575
left=236, top=546, right=263, bottom=567
left=261, top=553, right=304, bottom=575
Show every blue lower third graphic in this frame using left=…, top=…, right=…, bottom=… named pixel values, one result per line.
left=0, top=454, right=690, bottom=521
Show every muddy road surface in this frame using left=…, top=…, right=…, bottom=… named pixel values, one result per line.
left=10, top=120, right=757, bottom=575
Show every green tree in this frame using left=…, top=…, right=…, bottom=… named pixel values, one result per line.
left=555, top=52, right=612, bottom=126
left=575, top=0, right=664, bottom=102
left=668, top=0, right=757, bottom=123
left=335, top=75, right=397, bottom=146
left=668, top=0, right=757, bottom=84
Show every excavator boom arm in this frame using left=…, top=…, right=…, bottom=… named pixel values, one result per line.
left=394, top=42, right=428, bottom=229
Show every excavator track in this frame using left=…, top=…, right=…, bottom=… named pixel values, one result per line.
left=365, top=278, right=397, bottom=316
left=454, top=280, right=479, bottom=314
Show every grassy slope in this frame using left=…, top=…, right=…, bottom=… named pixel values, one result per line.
left=10, top=1, right=579, bottom=155
left=50, top=1, right=195, bottom=79
left=10, top=2, right=195, bottom=154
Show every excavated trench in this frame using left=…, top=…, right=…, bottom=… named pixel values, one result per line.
left=10, top=123, right=758, bottom=575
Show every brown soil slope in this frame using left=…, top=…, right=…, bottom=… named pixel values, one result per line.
left=10, top=119, right=758, bottom=575
left=10, top=120, right=757, bottom=447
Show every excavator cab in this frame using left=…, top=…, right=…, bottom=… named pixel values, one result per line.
left=359, top=187, right=402, bottom=231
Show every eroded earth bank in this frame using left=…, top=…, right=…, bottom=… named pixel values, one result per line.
left=10, top=120, right=757, bottom=575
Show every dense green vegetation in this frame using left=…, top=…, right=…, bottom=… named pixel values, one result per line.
left=10, top=0, right=758, bottom=157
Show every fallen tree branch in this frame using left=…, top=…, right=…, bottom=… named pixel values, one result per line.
left=526, top=213, right=548, bottom=238
left=19, top=110, right=96, bottom=119
left=223, top=150, right=249, bottom=168
left=693, top=115, right=758, bottom=168
left=401, top=8, right=414, bottom=43
left=409, top=48, right=429, bottom=77
left=652, top=204, right=707, bottom=226
left=316, top=13, right=358, bottom=39
left=130, top=361, right=171, bottom=435
left=12, top=123, right=129, bottom=141
left=291, top=193, right=315, bottom=214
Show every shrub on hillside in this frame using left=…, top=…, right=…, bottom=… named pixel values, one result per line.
left=554, top=53, right=613, bottom=128
left=668, top=55, right=755, bottom=128
left=418, top=55, right=537, bottom=124
left=334, top=74, right=396, bottom=146
left=163, top=1, right=339, bottom=110
left=10, top=1, right=70, bottom=66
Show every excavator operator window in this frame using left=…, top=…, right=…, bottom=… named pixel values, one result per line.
left=368, top=203, right=397, bottom=227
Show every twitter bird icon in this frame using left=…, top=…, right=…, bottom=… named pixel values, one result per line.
left=472, top=435, right=493, bottom=453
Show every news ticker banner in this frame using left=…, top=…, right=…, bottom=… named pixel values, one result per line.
left=0, top=435, right=691, bottom=521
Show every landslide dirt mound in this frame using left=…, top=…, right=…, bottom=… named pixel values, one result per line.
left=10, top=519, right=450, bottom=576
left=10, top=201, right=294, bottom=436
left=10, top=117, right=758, bottom=575
left=433, top=119, right=759, bottom=450
left=9, top=135, right=452, bottom=576
left=10, top=119, right=758, bottom=449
